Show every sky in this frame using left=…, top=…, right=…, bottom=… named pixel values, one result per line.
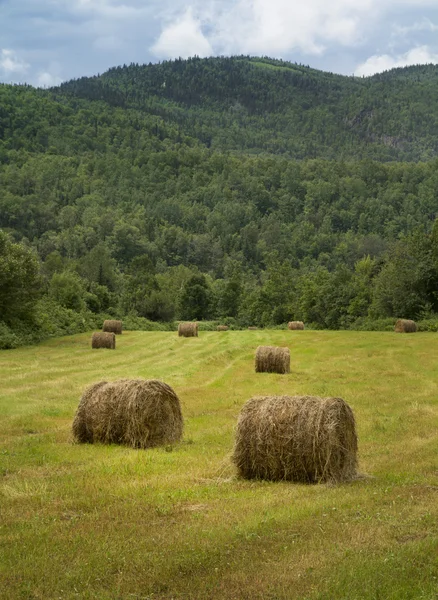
left=1, top=0, right=438, bottom=87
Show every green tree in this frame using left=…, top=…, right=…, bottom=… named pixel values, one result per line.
left=0, top=231, right=41, bottom=324
left=179, top=274, right=211, bottom=320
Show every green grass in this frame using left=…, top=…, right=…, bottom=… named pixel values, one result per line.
left=1, top=330, right=437, bottom=599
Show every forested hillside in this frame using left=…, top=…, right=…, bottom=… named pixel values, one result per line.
left=1, top=56, right=438, bottom=347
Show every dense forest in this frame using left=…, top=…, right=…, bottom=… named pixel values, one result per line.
left=1, top=56, right=438, bottom=347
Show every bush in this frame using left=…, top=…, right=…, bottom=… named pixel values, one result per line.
left=0, top=322, right=21, bottom=349
left=417, top=318, right=438, bottom=332
left=349, top=317, right=397, bottom=331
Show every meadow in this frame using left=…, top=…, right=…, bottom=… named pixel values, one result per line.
left=0, top=330, right=437, bottom=600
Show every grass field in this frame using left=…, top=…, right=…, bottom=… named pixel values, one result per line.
left=1, top=330, right=437, bottom=600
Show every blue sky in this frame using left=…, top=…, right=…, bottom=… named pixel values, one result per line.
left=1, top=0, right=438, bottom=86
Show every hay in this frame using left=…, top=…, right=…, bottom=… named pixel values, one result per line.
left=91, top=332, right=115, bottom=349
left=178, top=322, right=198, bottom=337
left=232, top=395, right=358, bottom=483
left=255, top=345, right=290, bottom=374
left=394, top=319, right=417, bottom=333
left=103, top=319, right=122, bottom=334
left=248, top=326, right=258, bottom=330
left=217, top=325, right=229, bottom=331
left=288, top=321, right=304, bottom=330
left=72, top=379, right=183, bottom=448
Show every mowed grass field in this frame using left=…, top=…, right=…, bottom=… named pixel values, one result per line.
left=1, top=330, right=437, bottom=600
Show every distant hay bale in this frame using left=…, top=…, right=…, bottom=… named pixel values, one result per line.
left=248, top=326, right=258, bottom=330
left=178, top=322, right=198, bottom=337
left=72, top=379, right=183, bottom=449
left=217, top=325, right=229, bottom=331
left=91, top=332, right=115, bottom=349
left=394, top=319, right=417, bottom=333
left=233, top=395, right=357, bottom=483
left=103, top=319, right=122, bottom=334
left=255, top=345, right=290, bottom=374
left=288, top=321, right=304, bottom=330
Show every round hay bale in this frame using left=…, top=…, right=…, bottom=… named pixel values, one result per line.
left=72, top=379, right=183, bottom=448
left=91, top=332, right=116, bottom=349
left=248, top=326, right=258, bottom=330
left=217, top=325, right=229, bottom=331
left=103, top=319, right=122, bottom=334
left=233, top=395, right=357, bottom=483
left=288, top=321, right=304, bottom=330
left=394, top=319, right=417, bottom=333
left=255, top=346, right=290, bottom=374
left=178, top=322, right=198, bottom=337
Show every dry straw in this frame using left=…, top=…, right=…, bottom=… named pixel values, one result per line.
left=217, top=325, right=229, bottom=331
left=178, top=322, right=198, bottom=337
left=288, top=321, right=304, bottom=330
left=394, top=319, right=417, bottom=333
left=91, top=332, right=115, bottom=349
left=103, top=319, right=122, bottom=334
left=72, top=379, right=183, bottom=449
left=255, top=345, right=290, bottom=374
left=233, top=395, right=357, bottom=483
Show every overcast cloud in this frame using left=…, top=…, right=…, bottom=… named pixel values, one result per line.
left=1, top=0, right=438, bottom=86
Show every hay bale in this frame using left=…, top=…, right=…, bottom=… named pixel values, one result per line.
left=255, top=345, right=290, bottom=374
left=233, top=395, right=357, bottom=483
left=217, top=325, right=229, bottom=331
left=178, top=322, right=198, bottom=337
left=288, top=321, right=304, bottom=330
left=91, top=332, right=115, bottom=349
left=72, top=379, right=183, bottom=448
left=103, top=319, right=122, bottom=334
left=394, top=319, right=417, bottom=333
left=248, top=326, right=258, bottom=330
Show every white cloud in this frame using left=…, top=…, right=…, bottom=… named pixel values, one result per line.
left=0, top=49, right=29, bottom=75
left=151, top=8, right=213, bottom=59
left=150, top=0, right=378, bottom=59
left=36, top=71, right=63, bottom=87
left=392, top=18, right=438, bottom=36
left=355, top=45, right=438, bottom=75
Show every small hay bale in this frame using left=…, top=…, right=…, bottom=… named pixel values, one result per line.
left=288, top=321, right=304, bottom=330
left=178, top=322, right=198, bottom=337
left=248, top=326, right=258, bottom=330
left=72, top=379, right=183, bottom=448
left=103, top=319, right=122, bottom=334
left=217, top=325, right=229, bottom=331
left=255, top=345, right=290, bottom=374
left=91, top=332, right=115, bottom=349
left=394, top=319, right=417, bottom=333
left=233, top=395, right=357, bottom=483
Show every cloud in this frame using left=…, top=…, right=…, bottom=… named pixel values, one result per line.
left=0, top=49, right=29, bottom=76
left=392, top=17, right=438, bottom=36
left=36, top=71, right=63, bottom=87
left=355, top=45, right=438, bottom=75
left=151, top=8, right=213, bottom=59
left=151, top=0, right=376, bottom=58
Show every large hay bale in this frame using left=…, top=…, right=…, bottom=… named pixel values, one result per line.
left=233, top=395, right=357, bottom=483
left=394, top=319, right=417, bottom=333
left=91, top=332, right=115, bottom=349
left=217, top=325, right=229, bottom=331
left=255, top=345, right=290, bottom=374
left=178, top=322, right=198, bottom=337
left=103, top=319, right=122, bottom=334
left=288, top=321, right=304, bottom=330
left=72, top=379, right=183, bottom=448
